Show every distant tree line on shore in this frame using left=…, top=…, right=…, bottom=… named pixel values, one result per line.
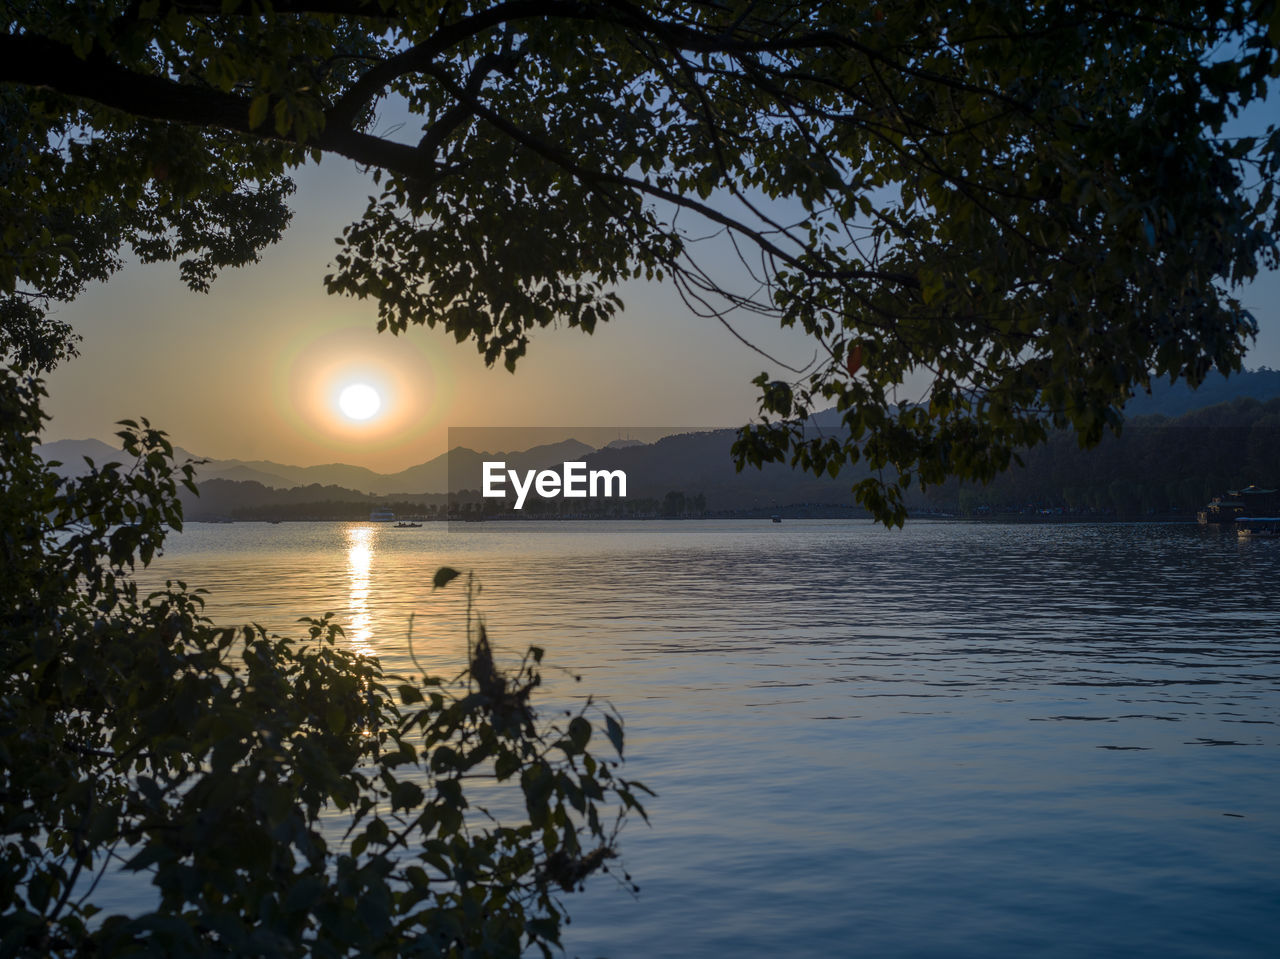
left=921, top=397, right=1280, bottom=518
left=479, top=490, right=709, bottom=519
left=182, top=479, right=715, bottom=522
left=179, top=479, right=445, bottom=521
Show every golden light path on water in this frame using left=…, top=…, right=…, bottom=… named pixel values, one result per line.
left=345, top=525, right=376, bottom=657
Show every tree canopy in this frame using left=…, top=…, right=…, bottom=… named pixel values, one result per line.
left=2, top=1, right=1279, bottom=520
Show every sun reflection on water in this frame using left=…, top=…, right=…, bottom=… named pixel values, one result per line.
left=346, top=525, right=376, bottom=657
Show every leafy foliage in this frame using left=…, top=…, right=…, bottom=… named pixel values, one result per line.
left=0, top=79, right=295, bottom=372
left=0, top=367, right=646, bottom=957
left=2, top=2, right=1279, bottom=518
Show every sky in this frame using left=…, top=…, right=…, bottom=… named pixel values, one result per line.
left=41, top=158, right=821, bottom=472
left=40, top=153, right=1280, bottom=474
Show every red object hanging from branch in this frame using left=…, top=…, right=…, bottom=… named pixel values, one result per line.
left=846, top=343, right=863, bottom=377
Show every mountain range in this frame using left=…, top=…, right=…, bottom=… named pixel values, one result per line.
left=34, top=429, right=869, bottom=514
left=1122, top=368, right=1280, bottom=417
left=36, top=368, right=1280, bottom=511
left=34, top=437, right=595, bottom=496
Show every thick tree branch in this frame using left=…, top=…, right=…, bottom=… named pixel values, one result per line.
left=0, top=32, right=431, bottom=175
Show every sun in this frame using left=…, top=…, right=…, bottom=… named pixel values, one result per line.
left=338, top=383, right=382, bottom=421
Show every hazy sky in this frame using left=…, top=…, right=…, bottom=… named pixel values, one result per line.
left=41, top=154, right=1280, bottom=473
left=42, top=158, right=828, bottom=472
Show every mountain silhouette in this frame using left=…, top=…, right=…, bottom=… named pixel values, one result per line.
left=36, top=437, right=596, bottom=495
left=37, top=370, right=1279, bottom=517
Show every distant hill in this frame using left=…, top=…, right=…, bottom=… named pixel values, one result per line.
left=214, top=460, right=391, bottom=493
left=568, top=428, right=865, bottom=511
left=34, top=438, right=123, bottom=478
left=36, top=437, right=595, bottom=495
left=175, top=442, right=601, bottom=520
left=199, top=464, right=296, bottom=487
left=402, top=439, right=594, bottom=494
left=922, top=395, right=1280, bottom=517
left=1123, top=368, right=1280, bottom=418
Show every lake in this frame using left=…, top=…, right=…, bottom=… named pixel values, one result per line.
left=132, top=519, right=1279, bottom=958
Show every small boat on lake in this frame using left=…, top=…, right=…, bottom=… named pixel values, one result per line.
left=394, top=521, right=422, bottom=528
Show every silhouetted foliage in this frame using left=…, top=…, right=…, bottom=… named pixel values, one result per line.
left=2, top=2, right=1277, bottom=521
left=1, top=368, right=648, bottom=957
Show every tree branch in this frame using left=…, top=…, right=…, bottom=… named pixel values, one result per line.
left=325, top=0, right=601, bottom=131
left=0, top=32, right=433, bottom=176
left=417, top=60, right=917, bottom=286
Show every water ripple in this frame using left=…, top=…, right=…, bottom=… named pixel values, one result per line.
left=135, top=520, right=1280, bottom=958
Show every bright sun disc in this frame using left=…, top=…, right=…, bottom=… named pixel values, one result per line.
left=338, top=383, right=382, bottom=421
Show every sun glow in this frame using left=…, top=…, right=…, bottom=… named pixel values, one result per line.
left=270, top=325, right=452, bottom=467
left=338, top=383, right=382, bottom=421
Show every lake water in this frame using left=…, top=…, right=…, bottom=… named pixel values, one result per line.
left=132, top=520, right=1278, bottom=958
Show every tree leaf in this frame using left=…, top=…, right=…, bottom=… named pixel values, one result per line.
left=604, top=714, right=624, bottom=756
